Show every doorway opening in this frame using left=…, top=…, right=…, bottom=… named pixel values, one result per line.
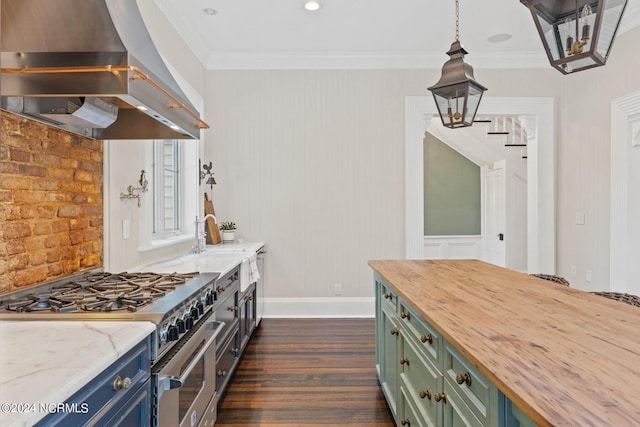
left=405, top=96, right=555, bottom=274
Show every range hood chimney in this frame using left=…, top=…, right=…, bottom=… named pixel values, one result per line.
left=0, top=0, right=209, bottom=140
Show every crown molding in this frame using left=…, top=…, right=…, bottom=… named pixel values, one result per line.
left=205, top=51, right=550, bottom=70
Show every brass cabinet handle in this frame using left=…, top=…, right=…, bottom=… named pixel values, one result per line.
left=401, top=418, right=411, bottom=426
left=217, top=370, right=227, bottom=377
left=217, top=285, right=226, bottom=292
left=248, top=295, right=254, bottom=301
left=419, top=389, right=432, bottom=400
left=400, top=357, right=410, bottom=366
left=384, top=293, right=393, bottom=301
left=400, top=311, right=411, bottom=321
left=456, top=372, right=472, bottom=387
left=228, top=305, right=238, bottom=312
left=434, top=392, right=447, bottom=403
left=390, top=327, right=400, bottom=336
left=420, top=333, right=433, bottom=344
left=113, top=375, right=132, bottom=391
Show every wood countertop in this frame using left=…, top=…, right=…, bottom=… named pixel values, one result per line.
left=368, top=259, right=640, bottom=427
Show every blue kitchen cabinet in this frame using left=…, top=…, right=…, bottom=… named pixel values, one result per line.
left=36, top=332, right=153, bottom=426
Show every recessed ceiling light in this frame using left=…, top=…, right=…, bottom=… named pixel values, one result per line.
left=203, top=8, right=217, bottom=16
left=136, top=105, right=148, bottom=111
left=304, top=1, right=321, bottom=11
left=170, top=125, right=180, bottom=130
left=487, top=33, right=512, bottom=43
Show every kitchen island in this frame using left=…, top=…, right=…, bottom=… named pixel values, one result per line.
left=369, top=259, right=640, bottom=427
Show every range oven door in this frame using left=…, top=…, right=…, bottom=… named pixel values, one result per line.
left=153, top=311, right=224, bottom=427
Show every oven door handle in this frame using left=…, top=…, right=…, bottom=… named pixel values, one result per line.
left=157, top=320, right=225, bottom=400
left=157, top=375, right=183, bottom=395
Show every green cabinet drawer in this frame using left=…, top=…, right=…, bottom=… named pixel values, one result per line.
left=399, top=300, right=442, bottom=367
left=401, top=336, right=441, bottom=427
left=443, top=343, right=499, bottom=427
left=381, top=304, right=400, bottom=419
left=401, top=381, right=431, bottom=427
left=442, top=382, right=484, bottom=427
left=380, top=280, right=398, bottom=313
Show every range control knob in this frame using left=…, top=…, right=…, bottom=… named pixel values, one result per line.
left=159, top=328, right=167, bottom=344
left=196, top=302, right=204, bottom=316
left=184, top=315, right=194, bottom=330
left=167, top=325, right=179, bottom=342
left=205, top=292, right=214, bottom=306
left=190, top=306, right=199, bottom=321
left=175, top=319, right=186, bottom=334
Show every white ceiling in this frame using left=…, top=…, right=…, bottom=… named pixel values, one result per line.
left=153, top=0, right=640, bottom=70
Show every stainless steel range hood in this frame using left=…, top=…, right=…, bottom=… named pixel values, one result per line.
left=0, top=0, right=209, bottom=140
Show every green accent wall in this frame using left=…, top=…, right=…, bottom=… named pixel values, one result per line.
left=424, top=133, right=481, bottom=236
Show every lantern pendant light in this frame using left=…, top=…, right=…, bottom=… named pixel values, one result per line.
left=428, top=0, right=487, bottom=129
left=520, top=0, right=628, bottom=74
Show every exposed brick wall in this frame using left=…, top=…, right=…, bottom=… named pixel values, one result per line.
left=0, top=111, right=103, bottom=293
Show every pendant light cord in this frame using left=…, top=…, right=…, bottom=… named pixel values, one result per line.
left=455, top=0, right=460, bottom=41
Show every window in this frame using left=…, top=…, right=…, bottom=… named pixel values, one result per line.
left=152, top=140, right=182, bottom=238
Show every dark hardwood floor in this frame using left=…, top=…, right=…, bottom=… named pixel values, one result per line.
left=216, top=318, right=395, bottom=427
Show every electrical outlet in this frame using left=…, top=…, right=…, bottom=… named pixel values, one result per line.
left=570, top=265, right=577, bottom=278
left=575, top=212, right=585, bottom=225
left=334, top=283, right=342, bottom=295
left=586, top=269, right=592, bottom=282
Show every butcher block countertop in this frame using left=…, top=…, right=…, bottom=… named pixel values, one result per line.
left=368, top=259, right=640, bottom=427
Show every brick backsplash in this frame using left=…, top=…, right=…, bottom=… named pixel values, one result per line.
left=0, top=111, right=103, bottom=293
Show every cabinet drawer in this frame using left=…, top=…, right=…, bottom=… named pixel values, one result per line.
left=216, top=268, right=239, bottom=305
left=400, top=337, right=440, bottom=427
left=400, top=382, right=429, bottom=427
left=216, top=327, right=240, bottom=396
left=37, top=335, right=152, bottom=426
left=399, top=300, right=441, bottom=367
left=380, top=280, right=398, bottom=313
left=444, top=343, right=498, bottom=427
left=442, top=381, right=484, bottom=427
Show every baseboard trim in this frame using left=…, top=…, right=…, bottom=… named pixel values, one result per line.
left=263, top=297, right=375, bottom=318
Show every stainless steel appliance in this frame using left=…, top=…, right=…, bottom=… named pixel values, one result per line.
left=0, top=270, right=225, bottom=427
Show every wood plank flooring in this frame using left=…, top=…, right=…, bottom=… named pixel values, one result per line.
left=216, top=318, right=395, bottom=427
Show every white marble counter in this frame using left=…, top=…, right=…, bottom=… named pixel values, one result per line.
left=136, top=241, right=265, bottom=279
left=0, top=320, right=156, bottom=427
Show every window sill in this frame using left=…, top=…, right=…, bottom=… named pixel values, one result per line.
left=138, top=234, right=193, bottom=253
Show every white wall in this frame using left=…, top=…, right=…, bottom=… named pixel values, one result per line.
left=203, top=70, right=420, bottom=300
left=556, top=27, right=640, bottom=291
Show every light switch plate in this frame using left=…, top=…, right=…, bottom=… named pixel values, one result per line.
left=122, top=219, right=130, bottom=240
left=575, top=212, right=585, bottom=225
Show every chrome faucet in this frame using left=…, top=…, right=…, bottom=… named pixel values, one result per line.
left=193, top=214, right=217, bottom=254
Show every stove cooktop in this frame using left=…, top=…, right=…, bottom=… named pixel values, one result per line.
left=1, top=272, right=197, bottom=313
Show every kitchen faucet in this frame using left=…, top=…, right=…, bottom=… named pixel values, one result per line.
left=193, top=214, right=217, bottom=254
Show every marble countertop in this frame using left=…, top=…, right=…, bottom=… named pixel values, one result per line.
left=0, top=320, right=156, bottom=427
left=136, top=241, right=265, bottom=277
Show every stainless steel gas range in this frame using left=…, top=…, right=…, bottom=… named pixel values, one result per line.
left=0, top=270, right=227, bottom=427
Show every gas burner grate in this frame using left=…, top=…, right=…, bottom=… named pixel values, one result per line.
left=2, top=272, right=198, bottom=313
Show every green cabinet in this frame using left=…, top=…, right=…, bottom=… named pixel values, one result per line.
left=374, top=274, right=535, bottom=427
left=376, top=278, right=401, bottom=418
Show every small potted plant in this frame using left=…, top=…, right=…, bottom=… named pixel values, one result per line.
left=219, top=221, right=237, bottom=243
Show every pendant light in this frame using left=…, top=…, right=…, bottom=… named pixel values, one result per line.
left=428, top=0, right=487, bottom=129
left=520, top=0, right=628, bottom=74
